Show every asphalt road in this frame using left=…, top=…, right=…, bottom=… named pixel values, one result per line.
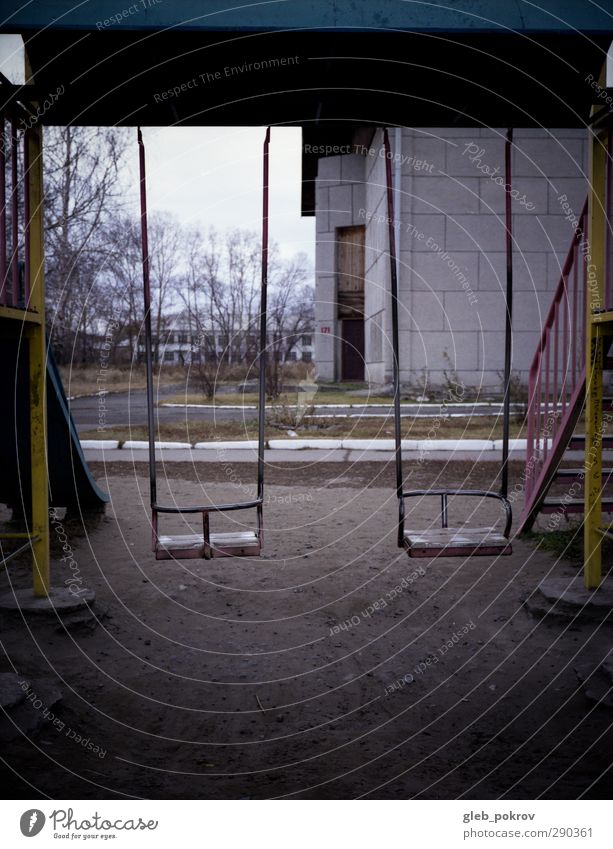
left=69, top=385, right=513, bottom=432
left=70, top=385, right=253, bottom=431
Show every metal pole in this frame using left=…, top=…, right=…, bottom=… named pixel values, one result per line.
left=584, top=123, right=607, bottom=590
left=23, top=125, right=30, bottom=306
left=138, top=128, right=157, bottom=508
left=501, top=128, right=514, bottom=498
left=26, top=124, right=50, bottom=596
left=383, top=128, right=404, bottom=541
left=257, top=128, right=270, bottom=501
left=10, top=117, right=18, bottom=306
left=394, top=126, right=402, bottom=283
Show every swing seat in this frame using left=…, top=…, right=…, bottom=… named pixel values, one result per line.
left=404, top=526, right=511, bottom=558
left=400, top=489, right=512, bottom=559
left=152, top=500, right=263, bottom=561
left=156, top=530, right=261, bottom=560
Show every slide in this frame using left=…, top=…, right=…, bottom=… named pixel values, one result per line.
left=0, top=338, right=108, bottom=518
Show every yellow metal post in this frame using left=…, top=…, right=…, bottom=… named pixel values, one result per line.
left=26, top=123, right=49, bottom=597
left=584, top=124, right=607, bottom=589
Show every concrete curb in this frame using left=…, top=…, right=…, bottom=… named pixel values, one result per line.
left=79, top=439, right=120, bottom=450
left=492, top=438, right=528, bottom=450
left=268, top=438, right=343, bottom=450
left=193, top=440, right=259, bottom=450
left=123, top=440, right=192, bottom=450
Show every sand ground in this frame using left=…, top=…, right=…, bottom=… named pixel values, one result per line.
left=1, top=460, right=612, bottom=799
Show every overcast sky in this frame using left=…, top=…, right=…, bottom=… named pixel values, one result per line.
left=129, top=126, right=314, bottom=265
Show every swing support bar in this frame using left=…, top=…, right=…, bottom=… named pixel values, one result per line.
left=402, top=490, right=512, bottom=538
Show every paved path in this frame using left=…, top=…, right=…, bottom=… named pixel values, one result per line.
left=71, top=385, right=251, bottom=429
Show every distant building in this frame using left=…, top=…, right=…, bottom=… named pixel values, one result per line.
left=137, top=324, right=314, bottom=366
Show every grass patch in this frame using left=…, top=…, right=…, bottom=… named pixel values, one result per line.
left=82, top=422, right=258, bottom=444
left=82, top=414, right=525, bottom=445
left=306, top=415, right=524, bottom=440
left=525, top=527, right=585, bottom=564
left=60, top=365, right=195, bottom=397
left=525, top=525, right=613, bottom=565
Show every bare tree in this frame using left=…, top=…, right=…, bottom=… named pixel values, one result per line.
left=39, top=127, right=315, bottom=381
left=43, top=126, right=129, bottom=363
left=191, top=228, right=261, bottom=366
left=177, top=226, right=221, bottom=397
left=102, top=215, right=144, bottom=359
left=175, top=228, right=313, bottom=397
left=145, top=211, right=183, bottom=362
left=176, top=226, right=261, bottom=371
left=267, top=253, right=313, bottom=397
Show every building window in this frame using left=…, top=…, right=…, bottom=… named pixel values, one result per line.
left=178, top=333, right=189, bottom=344
left=286, top=351, right=297, bottom=362
left=166, top=333, right=175, bottom=344
left=302, top=351, right=313, bottom=363
left=301, top=334, right=312, bottom=346
left=163, top=351, right=174, bottom=362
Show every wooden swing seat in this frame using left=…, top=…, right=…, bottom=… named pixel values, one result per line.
left=156, top=530, right=261, bottom=560
left=404, top=526, right=511, bottom=558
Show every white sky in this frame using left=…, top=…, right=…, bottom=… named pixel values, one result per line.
left=0, top=34, right=25, bottom=83
left=130, top=126, right=314, bottom=265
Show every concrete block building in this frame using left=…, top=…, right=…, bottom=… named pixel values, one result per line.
left=306, top=127, right=588, bottom=394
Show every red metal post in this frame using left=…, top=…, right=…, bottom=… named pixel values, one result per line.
left=562, top=276, right=568, bottom=416
left=23, top=127, right=30, bottom=306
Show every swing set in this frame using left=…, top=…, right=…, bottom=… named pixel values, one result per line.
left=138, top=126, right=513, bottom=562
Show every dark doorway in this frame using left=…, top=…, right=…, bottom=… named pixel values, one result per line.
left=336, top=226, right=365, bottom=381
left=341, top=319, right=365, bottom=381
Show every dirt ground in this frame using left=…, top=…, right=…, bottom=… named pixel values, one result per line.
left=1, top=460, right=612, bottom=800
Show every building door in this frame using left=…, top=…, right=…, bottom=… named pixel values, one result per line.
left=341, top=319, right=365, bottom=380
left=337, top=225, right=365, bottom=381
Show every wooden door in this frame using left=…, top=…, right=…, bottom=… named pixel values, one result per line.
left=337, top=226, right=365, bottom=319
left=337, top=226, right=365, bottom=381
left=341, top=319, right=365, bottom=381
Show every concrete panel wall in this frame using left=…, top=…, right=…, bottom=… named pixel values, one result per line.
left=363, top=128, right=392, bottom=386
left=313, top=126, right=588, bottom=395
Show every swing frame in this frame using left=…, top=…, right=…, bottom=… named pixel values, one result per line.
left=382, top=127, right=514, bottom=558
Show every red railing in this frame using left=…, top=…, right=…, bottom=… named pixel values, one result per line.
left=0, top=111, right=30, bottom=309
left=522, top=200, right=588, bottom=520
